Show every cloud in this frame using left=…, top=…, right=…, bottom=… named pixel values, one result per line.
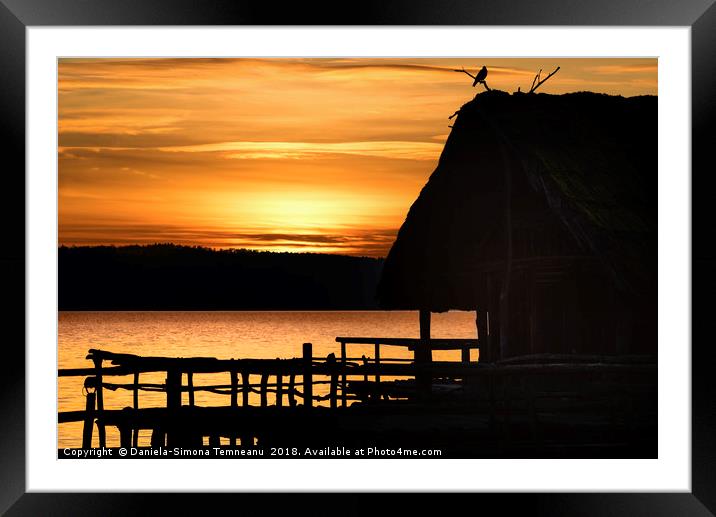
left=59, top=223, right=398, bottom=257
left=587, top=64, right=658, bottom=75
left=159, top=140, right=444, bottom=161
left=59, top=140, right=444, bottom=163
left=58, top=57, right=535, bottom=89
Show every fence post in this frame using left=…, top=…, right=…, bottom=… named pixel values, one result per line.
left=92, top=357, right=107, bottom=447
left=188, top=371, right=195, bottom=407
left=417, top=310, right=433, bottom=400
left=132, top=370, right=140, bottom=446
left=374, top=342, right=382, bottom=401
left=288, top=373, right=296, bottom=407
left=303, top=343, right=313, bottom=410
left=82, top=390, right=96, bottom=449
left=166, top=368, right=181, bottom=409
left=374, top=342, right=381, bottom=384
left=340, top=341, right=347, bottom=407
left=241, top=369, right=252, bottom=446
left=276, top=364, right=283, bottom=408
left=150, top=428, right=165, bottom=446
left=260, top=373, right=269, bottom=407
left=242, top=370, right=250, bottom=407
left=230, top=367, right=238, bottom=408
left=327, top=354, right=338, bottom=409
left=165, top=368, right=181, bottom=447
left=119, top=407, right=132, bottom=448
left=230, top=368, right=238, bottom=446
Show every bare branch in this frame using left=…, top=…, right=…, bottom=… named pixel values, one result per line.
left=529, top=68, right=542, bottom=92
left=454, top=67, right=476, bottom=80
left=529, top=66, right=560, bottom=93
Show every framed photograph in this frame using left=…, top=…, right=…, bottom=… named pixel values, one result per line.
left=2, top=0, right=713, bottom=514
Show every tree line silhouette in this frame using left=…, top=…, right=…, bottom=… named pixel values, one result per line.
left=59, top=244, right=384, bottom=310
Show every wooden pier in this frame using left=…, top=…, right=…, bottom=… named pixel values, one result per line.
left=58, top=340, right=657, bottom=457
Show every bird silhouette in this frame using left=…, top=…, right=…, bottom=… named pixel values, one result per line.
left=473, top=66, right=488, bottom=86
left=454, top=66, right=489, bottom=89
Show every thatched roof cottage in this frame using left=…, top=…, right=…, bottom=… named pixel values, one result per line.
left=378, top=91, right=657, bottom=361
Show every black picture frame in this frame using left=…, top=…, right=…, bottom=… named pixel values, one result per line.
left=1, top=1, right=713, bottom=514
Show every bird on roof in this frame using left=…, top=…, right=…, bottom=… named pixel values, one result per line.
left=473, top=66, right=488, bottom=86
left=454, top=66, right=490, bottom=90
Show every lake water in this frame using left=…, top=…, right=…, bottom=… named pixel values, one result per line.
left=58, top=310, right=478, bottom=448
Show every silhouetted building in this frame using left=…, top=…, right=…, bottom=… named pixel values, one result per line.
left=378, top=91, right=657, bottom=361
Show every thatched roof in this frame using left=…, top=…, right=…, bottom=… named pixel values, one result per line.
left=378, top=91, right=656, bottom=311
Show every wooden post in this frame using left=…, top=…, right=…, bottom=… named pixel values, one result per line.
left=477, top=310, right=489, bottom=363
left=166, top=369, right=181, bottom=409
left=417, top=309, right=432, bottom=399
left=119, top=423, right=132, bottom=448
left=150, top=428, right=165, bottom=446
left=165, top=368, right=181, bottom=447
left=230, top=369, right=238, bottom=446
left=132, top=371, right=140, bottom=410
left=276, top=370, right=283, bottom=408
left=374, top=342, right=381, bottom=384
left=119, top=428, right=132, bottom=448
left=260, top=374, right=269, bottom=407
left=328, top=354, right=338, bottom=409
left=241, top=370, right=252, bottom=447
left=361, top=355, right=371, bottom=403
left=187, top=371, right=195, bottom=407
left=132, top=370, right=140, bottom=446
left=461, top=346, right=470, bottom=363
left=82, top=391, right=96, bottom=449
left=288, top=374, right=296, bottom=407
left=340, top=341, right=347, bottom=407
left=419, top=309, right=432, bottom=360
left=302, top=343, right=313, bottom=409
left=230, top=369, right=238, bottom=407
left=92, top=358, right=106, bottom=447
left=242, top=371, right=250, bottom=407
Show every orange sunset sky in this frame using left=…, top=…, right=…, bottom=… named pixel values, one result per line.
left=58, top=58, right=657, bottom=257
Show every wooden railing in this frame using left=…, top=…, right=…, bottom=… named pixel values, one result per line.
left=58, top=343, right=656, bottom=450
left=335, top=336, right=480, bottom=403
left=59, top=344, right=340, bottom=448
left=58, top=339, right=482, bottom=448
left=335, top=336, right=480, bottom=366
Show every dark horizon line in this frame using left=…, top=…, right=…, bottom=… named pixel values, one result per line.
left=57, top=242, right=387, bottom=261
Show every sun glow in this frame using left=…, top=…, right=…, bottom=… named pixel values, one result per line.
left=58, top=57, right=657, bottom=256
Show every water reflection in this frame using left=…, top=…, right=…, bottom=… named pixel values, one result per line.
left=58, top=310, right=477, bottom=447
